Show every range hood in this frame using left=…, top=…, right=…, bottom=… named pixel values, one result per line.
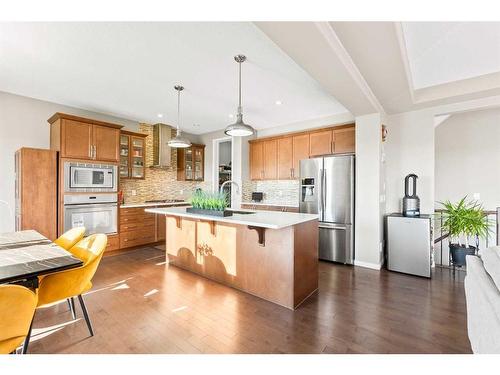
left=152, top=123, right=172, bottom=168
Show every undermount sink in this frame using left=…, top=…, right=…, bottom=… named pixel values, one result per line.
left=229, top=210, right=255, bottom=215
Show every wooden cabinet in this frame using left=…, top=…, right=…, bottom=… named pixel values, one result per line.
left=309, top=129, right=333, bottom=157
left=62, top=120, right=93, bottom=160
left=177, top=144, right=205, bottom=181
left=249, top=124, right=355, bottom=181
left=119, top=130, right=147, bottom=179
left=119, top=207, right=156, bottom=249
left=156, top=213, right=166, bottom=241
left=292, top=134, right=310, bottom=178
left=105, top=234, right=120, bottom=252
left=15, top=148, right=58, bottom=241
left=48, top=113, right=122, bottom=162
left=277, top=137, right=293, bottom=180
left=94, top=125, right=120, bottom=162
left=333, top=127, right=355, bottom=154
left=263, top=139, right=278, bottom=179
left=250, top=141, right=264, bottom=180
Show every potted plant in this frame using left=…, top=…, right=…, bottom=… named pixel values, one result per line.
left=439, top=196, right=492, bottom=267
left=187, top=190, right=232, bottom=217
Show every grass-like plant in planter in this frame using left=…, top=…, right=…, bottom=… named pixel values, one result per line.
left=187, top=191, right=232, bottom=217
left=438, top=196, right=492, bottom=267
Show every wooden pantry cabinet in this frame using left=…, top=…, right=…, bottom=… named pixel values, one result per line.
left=48, top=113, right=122, bottom=163
left=249, top=124, right=355, bottom=181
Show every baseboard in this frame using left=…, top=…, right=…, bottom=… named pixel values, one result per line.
left=354, top=260, right=382, bottom=270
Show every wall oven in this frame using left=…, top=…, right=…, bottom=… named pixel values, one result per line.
left=63, top=194, right=118, bottom=235
left=64, top=162, right=117, bottom=193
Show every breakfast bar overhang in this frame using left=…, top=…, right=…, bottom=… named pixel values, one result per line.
left=146, top=207, right=319, bottom=310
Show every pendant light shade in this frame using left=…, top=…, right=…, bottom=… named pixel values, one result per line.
left=224, top=55, right=255, bottom=137
left=168, top=85, right=192, bottom=148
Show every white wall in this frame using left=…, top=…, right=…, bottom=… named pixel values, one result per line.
left=384, top=95, right=500, bottom=217
left=385, top=110, right=435, bottom=214
left=354, top=113, right=383, bottom=269
left=435, top=108, right=500, bottom=210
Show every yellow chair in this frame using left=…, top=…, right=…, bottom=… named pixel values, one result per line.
left=33, top=234, right=107, bottom=345
left=0, top=285, right=37, bottom=354
left=53, top=227, right=86, bottom=319
left=55, top=227, right=86, bottom=251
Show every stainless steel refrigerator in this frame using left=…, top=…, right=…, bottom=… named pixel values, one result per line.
left=299, top=155, right=355, bottom=264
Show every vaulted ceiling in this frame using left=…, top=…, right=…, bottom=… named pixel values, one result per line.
left=258, top=22, right=500, bottom=116
left=0, top=22, right=347, bottom=134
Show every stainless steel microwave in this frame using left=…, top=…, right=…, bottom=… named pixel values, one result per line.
left=64, top=162, right=117, bottom=192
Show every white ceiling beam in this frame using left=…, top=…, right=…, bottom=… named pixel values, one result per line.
left=255, top=22, right=385, bottom=117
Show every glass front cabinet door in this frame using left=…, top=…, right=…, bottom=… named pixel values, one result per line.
left=177, top=144, right=205, bottom=181
left=119, top=131, right=147, bottom=180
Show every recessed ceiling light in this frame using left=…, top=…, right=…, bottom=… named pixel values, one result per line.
left=228, top=114, right=234, bottom=118
left=157, top=113, right=163, bottom=118
left=275, top=100, right=282, bottom=106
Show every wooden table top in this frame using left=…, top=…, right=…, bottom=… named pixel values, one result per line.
left=0, top=230, right=83, bottom=284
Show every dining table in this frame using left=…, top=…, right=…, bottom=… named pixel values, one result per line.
left=0, top=230, right=83, bottom=287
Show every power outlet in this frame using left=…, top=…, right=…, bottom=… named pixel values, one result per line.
left=131, top=190, right=137, bottom=196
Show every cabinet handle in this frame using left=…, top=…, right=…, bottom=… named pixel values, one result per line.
left=89, top=145, right=92, bottom=158
left=93, top=145, right=97, bottom=159
left=290, top=168, right=294, bottom=179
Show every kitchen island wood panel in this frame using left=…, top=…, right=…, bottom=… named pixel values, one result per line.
left=163, top=215, right=318, bottom=310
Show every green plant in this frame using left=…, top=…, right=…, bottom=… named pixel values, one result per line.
left=438, top=196, right=492, bottom=248
left=190, top=190, right=228, bottom=211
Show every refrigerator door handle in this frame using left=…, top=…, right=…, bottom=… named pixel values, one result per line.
left=319, top=223, right=347, bottom=230
left=322, top=168, right=327, bottom=216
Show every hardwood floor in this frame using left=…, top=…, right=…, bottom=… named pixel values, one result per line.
left=28, top=246, right=472, bottom=354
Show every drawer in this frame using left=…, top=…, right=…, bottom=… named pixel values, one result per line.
left=120, top=214, right=155, bottom=224
left=105, top=234, right=120, bottom=252
left=120, top=231, right=156, bottom=248
left=120, top=207, right=155, bottom=218
left=120, top=219, right=155, bottom=232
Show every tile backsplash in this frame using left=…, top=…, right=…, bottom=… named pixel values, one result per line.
left=120, top=124, right=208, bottom=204
left=242, top=180, right=300, bottom=206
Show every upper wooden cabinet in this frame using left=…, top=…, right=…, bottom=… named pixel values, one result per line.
left=249, top=124, right=355, bottom=181
left=333, top=127, right=355, bottom=154
left=120, top=130, right=147, bottom=179
left=292, top=134, right=310, bottom=179
left=48, top=113, right=122, bottom=162
left=250, top=141, right=264, bottom=180
left=309, top=129, right=333, bottom=157
left=278, top=137, right=293, bottom=179
left=177, top=144, right=205, bottom=181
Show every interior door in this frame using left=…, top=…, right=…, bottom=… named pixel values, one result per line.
left=63, top=119, right=93, bottom=160
left=277, top=137, right=293, bottom=179
left=323, top=155, right=354, bottom=224
left=263, top=139, right=278, bottom=179
left=94, top=125, right=120, bottom=162
left=250, top=141, right=264, bottom=180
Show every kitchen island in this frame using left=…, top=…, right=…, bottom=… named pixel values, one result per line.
left=145, top=207, right=319, bottom=310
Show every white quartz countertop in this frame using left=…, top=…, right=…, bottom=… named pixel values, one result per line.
left=145, top=206, right=318, bottom=229
left=241, top=201, right=299, bottom=208
left=120, top=201, right=190, bottom=209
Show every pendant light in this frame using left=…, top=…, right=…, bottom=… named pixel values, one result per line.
left=224, top=55, right=255, bottom=137
left=168, top=85, right=192, bottom=148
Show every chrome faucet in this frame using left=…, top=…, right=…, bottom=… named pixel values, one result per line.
left=219, top=180, right=240, bottom=195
